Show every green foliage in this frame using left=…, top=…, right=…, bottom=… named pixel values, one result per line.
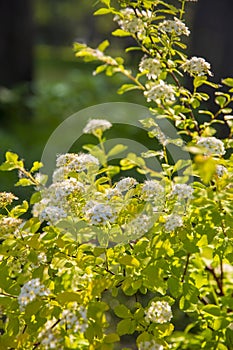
left=1, top=0, right=233, bottom=349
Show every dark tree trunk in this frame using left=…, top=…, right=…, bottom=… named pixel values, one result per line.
left=0, top=0, right=34, bottom=88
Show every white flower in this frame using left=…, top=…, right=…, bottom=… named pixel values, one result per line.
left=171, top=183, right=193, bottom=200
left=145, top=301, right=172, bottom=324
left=138, top=340, right=164, bottom=350
left=18, top=278, right=50, bottom=310
left=181, top=56, right=212, bottom=76
left=114, top=8, right=147, bottom=37
left=158, top=17, right=190, bottom=36
left=50, top=178, right=84, bottom=201
left=38, top=319, right=62, bottom=350
left=56, top=153, right=99, bottom=172
left=144, top=80, right=176, bottom=104
left=139, top=56, right=162, bottom=80
left=0, top=216, right=23, bottom=236
left=60, top=307, right=88, bottom=333
left=83, top=119, right=112, bottom=134
left=164, top=214, right=183, bottom=231
left=142, top=180, right=164, bottom=200
left=39, top=205, right=67, bottom=224
left=68, top=153, right=100, bottom=172
left=56, top=153, right=80, bottom=168
left=0, top=192, right=18, bottom=207
left=216, top=165, right=227, bottom=177
left=32, top=197, right=50, bottom=218
left=197, top=137, right=225, bottom=156
left=52, top=167, right=69, bottom=182
left=84, top=201, right=117, bottom=225
left=115, top=177, right=138, bottom=192
left=127, top=214, right=152, bottom=237
left=105, top=188, right=121, bottom=199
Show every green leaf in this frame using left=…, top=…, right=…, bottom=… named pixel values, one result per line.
left=215, top=95, right=227, bottom=108
left=15, top=178, right=34, bottom=187
left=42, top=227, right=59, bottom=241
left=57, top=292, right=81, bottom=305
left=168, top=277, right=182, bottom=298
left=0, top=151, right=24, bottom=171
left=226, top=327, right=233, bottom=348
left=104, top=333, right=120, bottom=343
left=193, top=76, right=207, bottom=88
left=94, top=64, right=107, bottom=75
left=6, top=316, right=19, bottom=336
left=194, top=155, right=216, bottom=184
left=172, top=159, right=191, bottom=173
left=117, top=84, right=141, bottom=95
left=97, top=40, right=110, bottom=52
left=222, top=77, right=233, bottom=87
left=30, top=191, right=42, bottom=205
left=221, top=108, right=232, bottom=114
left=202, top=304, right=221, bottom=316
left=117, top=319, right=135, bottom=336
left=100, top=0, right=110, bottom=6
left=30, top=161, right=43, bottom=173
left=114, top=304, right=131, bottom=319
left=10, top=200, right=28, bottom=217
left=94, top=8, right=113, bottom=15
left=107, top=144, right=128, bottom=157
left=118, top=255, right=140, bottom=267
left=112, top=29, right=130, bottom=37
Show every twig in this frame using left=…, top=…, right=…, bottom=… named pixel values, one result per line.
left=181, top=253, right=190, bottom=282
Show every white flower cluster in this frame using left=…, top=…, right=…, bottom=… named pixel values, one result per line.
left=138, top=340, right=164, bottom=350
left=83, top=119, right=112, bottom=135
left=145, top=300, right=172, bottom=324
left=197, top=137, right=225, bottom=156
left=18, top=278, right=50, bottom=310
left=164, top=214, right=183, bottom=232
left=0, top=192, right=18, bottom=207
left=142, top=180, right=164, bottom=201
left=125, top=214, right=152, bottom=238
left=216, top=165, right=227, bottom=177
left=115, top=177, right=138, bottom=192
left=60, top=306, right=88, bottom=333
left=114, top=8, right=147, bottom=37
left=49, top=178, right=84, bottom=201
left=84, top=201, right=117, bottom=225
left=105, top=188, right=121, bottom=199
left=0, top=216, right=23, bottom=236
left=33, top=152, right=100, bottom=225
left=144, top=81, right=176, bottom=104
left=139, top=56, right=162, bottom=80
left=171, top=183, right=193, bottom=200
left=38, top=319, right=62, bottom=350
left=39, top=205, right=67, bottom=225
left=158, top=17, right=190, bottom=36
left=56, top=153, right=99, bottom=173
left=181, top=56, right=212, bottom=76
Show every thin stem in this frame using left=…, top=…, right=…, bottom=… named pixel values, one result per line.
left=17, top=166, right=39, bottom=186
left=205, top=266, right=224, bottom=296
left=181, top=253, right=190, bottom=282
left=121, top=68, right=145, bottom=90
left=0, top=291, right=17, bottom=298
left=179, top=0, right=186, bottom=20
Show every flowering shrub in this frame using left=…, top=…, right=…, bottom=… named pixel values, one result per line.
left=1, top=0, right=233, bottom=349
